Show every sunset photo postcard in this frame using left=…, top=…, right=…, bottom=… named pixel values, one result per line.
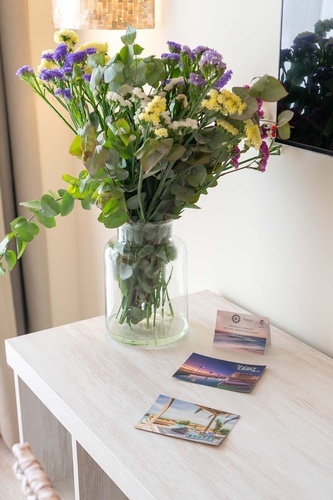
left=134, top=394, right=240, bottom=446
left=173, top=353, right=266, bottom=393
left=213, top=310, right=271, bottom=354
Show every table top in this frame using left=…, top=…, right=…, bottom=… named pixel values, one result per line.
left=5, top=290, right=333, bottom=499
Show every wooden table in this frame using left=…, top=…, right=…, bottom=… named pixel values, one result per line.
left=5, top=290, right=333, bottom=499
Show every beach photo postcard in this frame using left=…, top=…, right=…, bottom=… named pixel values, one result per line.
left=135, top=394, right=240, bottom=446
left=213, top=310, right=271, bottom=354
left=173, top=352, right=266, bottom=393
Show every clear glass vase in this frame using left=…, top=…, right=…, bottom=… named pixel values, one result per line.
left=104, top=220, right=188, bottom=347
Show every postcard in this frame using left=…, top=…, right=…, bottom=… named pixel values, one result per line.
left=213, top=310, right=271, bottom=354
left=135, top=394, right=239, bottom=446
left=173, top=352, right=266, bottom=393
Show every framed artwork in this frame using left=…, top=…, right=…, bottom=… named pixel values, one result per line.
left=277, top=0, right=333, bottom=155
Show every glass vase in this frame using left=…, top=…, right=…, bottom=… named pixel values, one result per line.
left=104, top=220, right=188, bottom=347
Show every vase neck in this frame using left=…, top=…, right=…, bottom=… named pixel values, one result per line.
left=117, top=220, right=173, bottom=245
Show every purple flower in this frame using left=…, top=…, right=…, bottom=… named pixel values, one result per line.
left=39, top=68, right=64, bottom=81
left=199, top=49, right=226, bottom=69
left=181, top=45, right=191, bottom=53
left=16, top=65, right=34, bottom=77
left=167, top=41, right=182, bottom=53
left=66, top=48, right=96, bottom=65
left=258, top=142, right=269, bottom=172
left=41, top=52, right=54, bottom=61
left=192, top=45, right=208, bottom=56
left=83, top=73, right=91, bottom=82
left=61, top=64, right=73, bottom=75
left=161, top=53, right=181, bottom=63
left=215, top=69, right=233, bottom=90
left=188, top=72, right=206, bottom=86
left=55, top=88, right=72, bottom=100
left=53, top=43, right=68, bottom=62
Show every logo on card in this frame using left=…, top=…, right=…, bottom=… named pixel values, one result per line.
left=231, top=314, right=241, bottom=324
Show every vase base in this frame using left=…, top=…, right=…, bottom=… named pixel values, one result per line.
left=106, top=313, right=188, bottom=347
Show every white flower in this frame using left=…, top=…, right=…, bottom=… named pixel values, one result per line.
left=106, top=92, right=131, bottom=108
left=163, top=77, right=185, bottom=91
left=169, top=118, right=198, bottom=130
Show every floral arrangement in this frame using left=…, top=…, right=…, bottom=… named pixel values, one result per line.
left=0, top=26, right=291, bottom=280
left=278, top=18, right=333, bottom=151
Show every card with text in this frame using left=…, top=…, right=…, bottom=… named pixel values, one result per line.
left=173, top=352, right=266, bottom=393
left=135, top=394, right=239, bottom=446
left=213, top=310, right=271, bottom=354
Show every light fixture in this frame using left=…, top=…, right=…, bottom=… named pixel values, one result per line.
left=52, top=0, right=155, bottom=30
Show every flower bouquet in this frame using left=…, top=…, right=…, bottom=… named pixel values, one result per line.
left=0, top=26, right=292, bottom=343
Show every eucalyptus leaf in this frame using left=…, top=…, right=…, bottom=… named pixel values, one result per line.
left=20, top=200, right=42, bottom=213
left=16, top=238, right=27, bottom=259
left=10, top=217, right=40, bottom=242
left=170, top=184, right=199, bottom=203
left=121, top=25, right=137, bottom=45
left=104, top=61, right=125, bottom=84
left=277, top=110, right=294, bottom=127
left=119, top=44, right=134, bottom=66
left=90, top=65, right=104, bottom=90
left=61, top=192, right=75, bottom=216
left=69, top=135, right=82, bottom=157
left=40, top=195, right=61, bottom=217
left=248, top=74, right=288, bottom=102
left=36, top=214, right=56, bottom=228
left=84, top=146, right=110, bottom=176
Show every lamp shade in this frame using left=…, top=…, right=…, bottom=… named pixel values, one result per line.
left=52, top=0, right=155, bottom=30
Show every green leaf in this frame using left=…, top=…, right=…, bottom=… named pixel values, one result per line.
left=16, top=238, right=27, bottom=259
left=0, top=233, right=15, bottom=255
left=164, top=143, right=186, bottom=161
left=121, top=25, right=137, bottom=45
left=145, top=59, right=167, bottom=87
left=10, top=217, right=40, bottom=242
left=170, top=184, right=199, bottom=203
left=138, top=244, right=155, bottom=258
left=61, top=192, right=75, bottom=216
left=69, top=135, right=82, bottom=157
left=133, top=44, right=144, bottom=55
left=40, top=195, right=61, bottom=217
left=136, top=138, right=173, bottom=173
left=90, top=65, right=103, bottom=90
left=277, top=122, right=292, bottom=140
left=277, top=110, right=294, bottom=127
left=119, top=44, right=134, bottom=66
left=187, top=165, right=207, bottom=187
left=98, top=209, right=128, bottom=228
left=126, top=193, right=146, bottom=210
left=20, top=200, right=42, bottom=213
left=248, top=75, right=288, bottom=102
left=84, top=146, right=110, bottom=176
left=5, top=250, right=16, bottom=270
left=0, top=263, right=5, bottom=276
left=104, top=61, right=125, bottom=84
left=35, top=214, right=56, bottom=228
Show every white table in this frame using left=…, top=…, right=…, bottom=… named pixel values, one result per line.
left=5, top=290, right=333, bottom=499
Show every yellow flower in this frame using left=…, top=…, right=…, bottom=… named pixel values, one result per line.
left=77, top=41, right=109, bottom=54
left=217, top=89, right=247, bottom=115
left=217, top=119, right=239, bottom=136
left=245, top=120, right=262, bottom=149
left=54, top=29, right=78, bottom=48
left=201, top=89, right=220, bottom=112
left=140, top=96, right=167, bottom=124
left=154, top=128, right=169, bottom=138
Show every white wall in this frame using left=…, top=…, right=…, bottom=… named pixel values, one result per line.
left=27, top=0, right=333, bottom=357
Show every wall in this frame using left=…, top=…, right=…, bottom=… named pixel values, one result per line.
left=27, top=0, right=333, bottom=357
